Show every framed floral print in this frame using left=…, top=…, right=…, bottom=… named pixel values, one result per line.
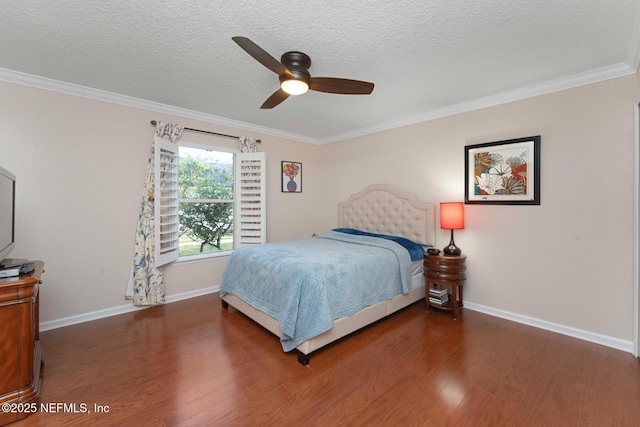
left=282, top=161, right=302, bottom=193
left=465, top=136, right=540, bottom=205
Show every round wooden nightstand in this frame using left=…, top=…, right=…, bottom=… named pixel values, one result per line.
left=424, top=254, right=466, bottom=319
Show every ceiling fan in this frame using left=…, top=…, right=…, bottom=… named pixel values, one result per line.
left=232, top=36, right=375, bottom=109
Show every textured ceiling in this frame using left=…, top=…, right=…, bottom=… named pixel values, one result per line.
left=1, top=0, right=639, bottom=143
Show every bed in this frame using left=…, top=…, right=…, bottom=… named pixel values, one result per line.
left=220, top=184, right=436, bottom=365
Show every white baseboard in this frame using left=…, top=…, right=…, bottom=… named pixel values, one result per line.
left=39, top=286, right=219, bottom=332
left=464, top=301, right=635, bottom=354
left=40, top=287, right=634, bottom=356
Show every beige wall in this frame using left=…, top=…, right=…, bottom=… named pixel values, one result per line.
left=318, top=74, right=637, bottom=342
left=0, top=72, right=637, bottom=347
left=0, top=80, right=321, bottom=323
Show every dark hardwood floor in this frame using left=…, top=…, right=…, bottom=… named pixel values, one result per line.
left=12, top=293, right=640, bottom=426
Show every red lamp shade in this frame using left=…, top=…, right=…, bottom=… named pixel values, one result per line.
left=440, top=202, right=464, bottom=230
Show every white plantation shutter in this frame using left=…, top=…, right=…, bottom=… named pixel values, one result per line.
left=154, top=136, right=180, bottom=266
left=234, top=152, right=266, bottom=247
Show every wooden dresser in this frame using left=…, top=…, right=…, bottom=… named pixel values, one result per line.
left=0, top=261, right=44, bottom=425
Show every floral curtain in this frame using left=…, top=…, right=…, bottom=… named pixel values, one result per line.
left=126, top=121, right=183, bottom=305
left=239, top=137, right=257, bottom=153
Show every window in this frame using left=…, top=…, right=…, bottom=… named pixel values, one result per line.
left=178, top=145, right=235, bottom=256
left=154, top=141, right=265, bottom=263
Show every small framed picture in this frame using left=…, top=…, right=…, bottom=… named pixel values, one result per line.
left=465, top=136, right=540, bottom=205
left=282, top=161, right=302, bottom=193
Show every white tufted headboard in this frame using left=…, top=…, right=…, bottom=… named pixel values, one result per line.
left=338, top=184, right=436, bottom=247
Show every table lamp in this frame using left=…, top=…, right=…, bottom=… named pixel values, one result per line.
left=440, top=202, right=464, bottom=255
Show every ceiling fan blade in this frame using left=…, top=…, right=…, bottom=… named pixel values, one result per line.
left=309, top=77, right=374, bottom=95
left=260, top=89, right=290, bottom=109
left=232, top=36, right=292, bottom=77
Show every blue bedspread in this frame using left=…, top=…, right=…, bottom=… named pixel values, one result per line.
left=332, top=228, right=425, bottom=261
left=219, top=230, right=412, bottom=351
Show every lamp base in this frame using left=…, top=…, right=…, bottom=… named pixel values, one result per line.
left=443, top=229, right=462, bottom=256
left=443, top=244, right=461, bottom=256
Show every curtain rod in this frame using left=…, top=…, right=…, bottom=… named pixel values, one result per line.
left=150, top=120, right=261, bottom=143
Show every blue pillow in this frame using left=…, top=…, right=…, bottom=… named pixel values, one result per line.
left=332, top=228, right=425, bottom=261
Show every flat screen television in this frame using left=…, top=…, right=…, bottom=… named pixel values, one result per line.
left=0, top=165, right=16, bottom=266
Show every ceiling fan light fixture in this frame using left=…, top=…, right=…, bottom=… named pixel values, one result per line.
left=281, top=78, right=309, bottom=95
left=232, top=37, right=374, bottom=108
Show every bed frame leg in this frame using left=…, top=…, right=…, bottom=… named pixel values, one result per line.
left=297, top=351, right=310, bottom=366
left=221, top=300, right=229, bottom=309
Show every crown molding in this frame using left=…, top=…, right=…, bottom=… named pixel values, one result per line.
left=0, top=67, right=318, bottom=145
left=318, top=62, right=636, bottom=144
left=0, top=63, right=635, bottom=146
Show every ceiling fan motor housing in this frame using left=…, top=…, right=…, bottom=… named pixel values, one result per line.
left=280, top=51, right=311, bottom=84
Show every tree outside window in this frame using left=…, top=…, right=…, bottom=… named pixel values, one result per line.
left=178, top=146, right=234, bottom=256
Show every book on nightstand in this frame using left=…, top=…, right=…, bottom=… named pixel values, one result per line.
left=429, top=285, right=448, bottom=297
left=429, top=294, right=449, bottom=306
